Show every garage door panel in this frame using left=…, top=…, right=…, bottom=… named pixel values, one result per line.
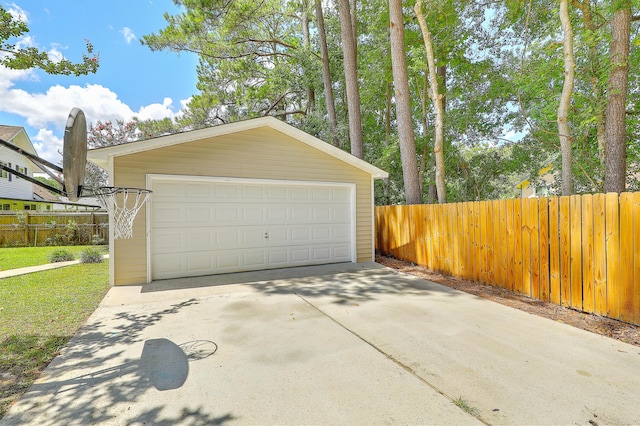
left=152, top=206, right=184, bottom=226
left=242, top=228, right=266, bottom=246
left=242, top=185, right=266, bottom=199
left=334, top=205, right=351, bottom=220
left=266, top=207, right=289, bottom=222
left=185, top=183, right=211, bottom=198
left=267, top=186, right=287, bottom=199
left=151, top=179, right=353, bottom=279
left=187, top=207, right=212, bottom=222
left=186, top=253, right=213, bottom=273
left=268, top=250, right=289, bottom=265
left=243, top=251, right=266, bottom=267
left=291, top=248, right=311, bottom=262
left=290, top=187, right=310, bottom=200
left=153, top=253, right=185, bottom=277
left=242, top=206, right=264, bottom=222
left=333, top=225, right=351, bottom=239
left=186, top=231, right=212, bottom=250
left=217, top=253, right=240, bottom=269
left=333, top=246, right=351, bottom=259
left=312, top=187, right=332, bottom=201
left=215, top=183, right=240, bottom=198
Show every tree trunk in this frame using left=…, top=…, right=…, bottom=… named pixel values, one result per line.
left=384, top=82, right=392, bottom=204
left=604, top=1, right=631, bottom=193
left=337, top=0, right=365, bottom=159
left=351, top=0, right=358, bottom=59
left=389, top=0, right=422, bottom=204
left=314, top=0, right=338, bottom=146
left=414, top=0, right=446, bottom=204
left=418, top=73, right=436, bottom=202
left=558, top=0, right=575, bottom=196
left=301, top=4, right=315, bottom=114
left=437, top=65, right=446, bottom=110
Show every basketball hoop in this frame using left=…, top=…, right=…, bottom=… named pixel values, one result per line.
left=93, top=187, right=151, bottom=239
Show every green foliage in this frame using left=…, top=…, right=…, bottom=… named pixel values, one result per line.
left=0, top=6, right=99, bottom=76
left=143, top=0, right=310, bottom=122
left=48, top=248, right=74, bottom=263
left=79, top=246, right=104, bottom=264
left=453, top=396, right=480, bottom=417
left=137, top=0, right=640, bottom=202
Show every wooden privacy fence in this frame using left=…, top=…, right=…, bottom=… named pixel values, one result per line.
left=0, top=211, right=109, bottom=247
left=375, top=192, right=640, bottom=326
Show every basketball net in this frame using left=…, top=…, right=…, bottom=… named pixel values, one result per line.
left=93, top=187, right=151, bottom=239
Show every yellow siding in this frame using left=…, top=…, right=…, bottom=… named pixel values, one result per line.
left=113, top=127, right=373, bottom=285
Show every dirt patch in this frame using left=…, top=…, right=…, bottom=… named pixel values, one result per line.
left=376, top=254, right=640, bottom=347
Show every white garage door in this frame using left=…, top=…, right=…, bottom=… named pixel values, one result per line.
left=149, top=177, right=354, bottom=280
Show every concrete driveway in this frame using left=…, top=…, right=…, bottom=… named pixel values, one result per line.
left=3, top=263, right=640, bottom=425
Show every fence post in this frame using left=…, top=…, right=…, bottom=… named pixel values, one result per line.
left=23, top=211, right=30, bottom=247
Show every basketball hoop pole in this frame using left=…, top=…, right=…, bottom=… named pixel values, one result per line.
left=0, top=137, right=65, bottom=189
left=0, top=162, right=65, bottom=196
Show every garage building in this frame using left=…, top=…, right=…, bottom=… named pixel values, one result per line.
left=88, top=117, right=388, bottom=286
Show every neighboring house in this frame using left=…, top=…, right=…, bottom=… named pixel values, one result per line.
left=0, top=125, right=101, bottom=211
left=0, top=125, right=43, bottom=204
left=515, top=164, right=555, bottom=198
left=88, top=116, right=388, bottom=286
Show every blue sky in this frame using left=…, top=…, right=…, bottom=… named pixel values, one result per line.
left=0, top=1, right=198, bottom=163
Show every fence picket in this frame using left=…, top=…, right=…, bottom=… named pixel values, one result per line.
left=619, top=193, right=634, bottom=323
left=513, top=200, right=523, bottom=294
left=530, top=198, right=540, bottom=299
left=479, top=201, right=489, bottom=283
left=538, top=198, right=549, bottom=301
left=521, top=199, right=533, bottom=296
left=506, top=200, right=516, bottom=291
left=581, top=195, right=595, bottom=313
left=633, top=193, right=640, bottom=325
left=498, top=199, right=508, bottom=288
left=570, top=196, right=583, bottom=310
left=593, top=194, right=607, bottom=315
left=559, top=197, right=571, bottom=307
left=549, top=197, right=561, bottom=304
left=605, top=193, right=620, bottom=319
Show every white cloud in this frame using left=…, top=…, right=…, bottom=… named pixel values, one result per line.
left=0, top=65, right=189, bottom=163
left=47, top=46, right=65, bottom=63
left=121, top=27, right=137, bottom=44
left=6, top=3, right=28, bottom=22
left=136, top=98, right=176, bottom=121
left=32, top=128, right=63, bottom=168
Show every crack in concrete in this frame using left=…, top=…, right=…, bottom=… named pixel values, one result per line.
left=294, top=292, right=489, bottom=425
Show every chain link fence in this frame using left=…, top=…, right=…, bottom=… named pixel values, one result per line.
left=0, top=211, right=109, bottom=247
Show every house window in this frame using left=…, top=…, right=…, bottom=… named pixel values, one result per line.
left=15, top=165, right=26, bottom=179
left=30, top=204, right=36, bottom=210
left=2, top=204, right=9, bottom=210
left=0, top=162, right=8, bottom=179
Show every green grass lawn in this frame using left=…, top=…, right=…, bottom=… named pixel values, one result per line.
left=0, top=261, right=110, bottom=417
left=0, top=246, right=107, bottom=271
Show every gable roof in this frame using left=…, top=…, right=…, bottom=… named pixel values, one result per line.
left=87, top=116, right=388, bottom=179
left=0, top=125, right=38, bottom=155
left=0, top=125, right=22, bottom=141
left=0, top=126, right=43, bottom=173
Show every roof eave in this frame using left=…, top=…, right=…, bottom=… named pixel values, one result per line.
left=87, top=117, right=389, bottom=179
